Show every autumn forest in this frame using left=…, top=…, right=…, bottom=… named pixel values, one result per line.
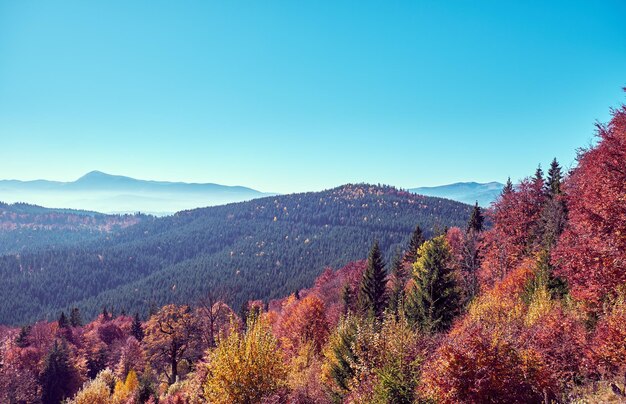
left=1, top=100, right=625, bottom=404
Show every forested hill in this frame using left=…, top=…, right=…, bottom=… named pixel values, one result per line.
left=0, top=184, right=472, bottom=325
left=0, top=202, right=144, bottom=255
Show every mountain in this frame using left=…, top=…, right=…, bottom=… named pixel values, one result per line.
left=0, top=171, right=272, bottom=215
left=0, top=184, right=472, bottom=325
left=410, top=181, right=504, bottom=206
left=0, top=202, right=144, bottom=255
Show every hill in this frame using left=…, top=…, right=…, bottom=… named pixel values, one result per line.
left=0, top=202, right=144, bottom=255
left=410, top=181, right=504, bottom=206
left=0, top=171, right=272, bottom=215
left=0, top=184, right=472, bottom=325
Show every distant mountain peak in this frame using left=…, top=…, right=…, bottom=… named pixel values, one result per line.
left=410, top=181, right=504, bottom=207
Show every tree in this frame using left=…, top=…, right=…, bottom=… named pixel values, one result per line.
left=203, top=316, right=287, bottom=403
left=546, top=158, right=563, bottom=196
left=277, top=294, right=329, bottom=354
left=341, top=283, right=353, bottom=316
left=70, top=307, right=82, bottom=327
left=322, top=316, right=359, bottom=399
left=403, top=225, right=425, bottom=265
left=502, top=177, right=514, bottom=196
left=198, top=290, right=230, bottom=348
left=143, top=304, right=201, bottom=385
left=58, top=311, right=69, bottom=329
left=358, top=241, right=387, bottom=319
left=404, top=236, right=460, bottom=333
left=15, top=326, right=31, bottom=348
left=131, top=313, right=144, bottom=341
left=40, top=340, right=81, bottom=404
left=553, top=103, right=626, bottom=305
left=387, top=251, right=408, bottom=318
left=466, top=202, right=484, bottom=233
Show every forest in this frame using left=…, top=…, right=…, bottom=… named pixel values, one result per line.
left=0, top=100, right=624, bottom=403
left=0, top=185, right=470, bottom=325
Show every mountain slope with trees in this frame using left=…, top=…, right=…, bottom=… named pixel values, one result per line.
left=0, top=184, right=471, bottom=325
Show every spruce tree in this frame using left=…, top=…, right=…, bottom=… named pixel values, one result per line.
left=15, top=325, right=31, bottom=348
left=404, top=236, right=460, bottom=333
left=534, top=164, right=544, bottom=183
left=40, top=340, right=76, bottom=404
left=467, top=202, right=485, bottom=233
left=341, top=283, right=353, bottom=316
left=358, top=241, right=387, bottom=319
left=69, top=307, right=82, bottom=327
left=58, top=311, right=69, bottom=329
left=546, top=158, right=563, bottom=196
left=502, top=177, right=514, bottom=195
left=387, top=251, right=408, bottom=318
left=131, top=313, right=144, bottom=341
left=403, top=225, right=425, bottom=265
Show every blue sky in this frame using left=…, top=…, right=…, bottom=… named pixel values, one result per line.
left=1, top=1, right=625, bottom=193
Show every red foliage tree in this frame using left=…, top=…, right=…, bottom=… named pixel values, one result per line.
left=552, top=102, right=626, bottom=305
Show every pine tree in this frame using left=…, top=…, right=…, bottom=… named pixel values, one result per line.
left=69, top=307, right=82, bottom=327
left=15, top=325, right=31, bottom=348
left=40, top=340, right=77, bottom=404
left=131, top=313, right=144, bottom=341
left=502, top=177, right=514, bottom=195
left=403, top=225, right=425, bottom=265
left=534, top=164, right=544, bottom=183
left=58, top=311, right=69, bottom=329
left=341, top=283, right=353, bottom=316
left=546, top=158, right=563, bottom=196
left=388, top=251, right=408, bottom=317
left=101, top=306, right=110, bottom=321
left=466, top=202, right=485, bottom=233
left=358, top=241, right=387, bottom=319
left=404, top=236, right=460, bottom=333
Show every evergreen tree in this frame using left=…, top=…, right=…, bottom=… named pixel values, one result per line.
left=534, top=164, right=544, bottom=183
left=502, top=177, right=514, bottom=195
left=403, top=225, right=425, bottom=265
left=466, top=202, right=485, bottom=233
left=404, top=236, right=460, bottom=333
left=388, top=250, right=408, bottom=318
left=58, top=311, right=69, bottom=329
left=15, top=325, right=31, bottom=348
left=358, top=241, right=387, bottom=319
left=40, top=340, right=78, bottom=404
left=327, top=316, right=359, bottom=398
left=69, top=307, right=82, bottom=327
left=101, top=306, right=110, bottom=321
left=341, top=283, right=353, bottom=316
left=131, top=313, right=144, bottom=341
left=546, top=158, right=563, bottom=196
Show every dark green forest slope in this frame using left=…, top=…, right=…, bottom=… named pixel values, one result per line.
left=0, top=184, right=471, bottom=325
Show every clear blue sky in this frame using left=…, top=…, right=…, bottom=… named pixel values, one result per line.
left=1, top=1, right=625, bottom=193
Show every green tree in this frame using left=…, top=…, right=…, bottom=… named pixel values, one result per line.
left=323, top=316, right=359, bottom=399
left=502, top=177, right=514, bottom=196
left=404, top=236, right=460, bottom=333
left=58, top=311, right=69, bottom=329
left=546, top=157, right=563, bottom=196
left=69, top=307, right=82, bottom=327
left=358, top=241, right=387, bottom=319
left=466, top=202, right=484, bottom=233
left=40, top=340, right=80, bottom=404
left=387, top=251, right=408, bottom=318
left=15, top=325, right=31, bottom=348
left=131, top=313, right=144, bottom=341
left=402, top=225, right=425, bottom=265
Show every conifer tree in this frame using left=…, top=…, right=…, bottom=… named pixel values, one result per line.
left=58, top=311, right=69, bottom=329
left=341, top=283, right=353, bottom=316
left=388, top=251, right=408, bottom=317
left=466, top=202, right=485, bottom=233
left=546, top=158, right=563, bottom=196
left=403, top=225, right=425, bottom=265
left=502, top=177, right=514, bottom=195
left=358, top=241, right=387, bottom=319
left=40, top=340, right=78, bottom=404
left=69, top=307, right=82, bottom=327
left=534, top=164, right=544, bottom=183
left=131, top=313, right=144, bottom=341
left=15, top=325, right=31, bottom=348
left=404, top=236, right=460, bottom=333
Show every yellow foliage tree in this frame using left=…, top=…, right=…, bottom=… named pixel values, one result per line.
left=203, top=316, right=287, bottom=403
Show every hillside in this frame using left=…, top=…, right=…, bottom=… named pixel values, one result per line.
left=0, top=171, right=272, bottom=215
left=0, top=184, right=471, bottom=324
left=0, top=202, right=144, bottom=255
left=410, top=181, right=504, bottom=206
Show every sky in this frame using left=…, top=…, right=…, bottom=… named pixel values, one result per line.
left=1, top=1, right=625, bottom=194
